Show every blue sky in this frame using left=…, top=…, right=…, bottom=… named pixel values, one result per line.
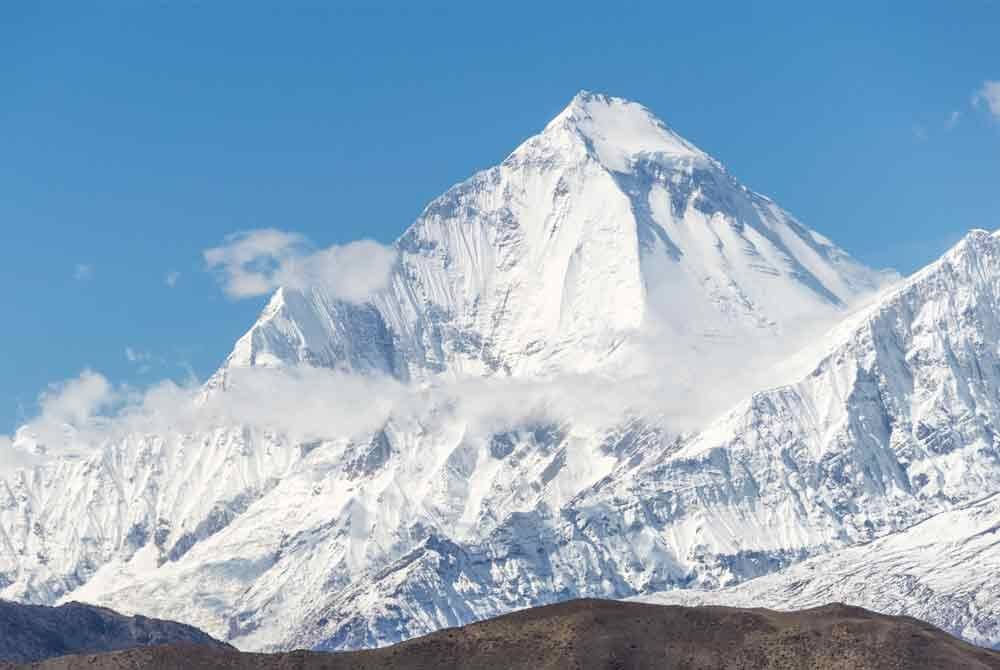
left=1, top=2, right=998, bottom=431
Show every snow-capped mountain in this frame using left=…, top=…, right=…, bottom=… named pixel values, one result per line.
left=217, top=91, right=890, bottom=386
left=3, top=92, right=997, bottom=653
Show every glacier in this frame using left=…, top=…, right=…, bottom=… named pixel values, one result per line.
left=2, top=91, right=998, bottom=652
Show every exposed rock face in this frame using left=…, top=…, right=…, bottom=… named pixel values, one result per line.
left=10, top=600, right=1000, bottom=670
left=0, top=600, right=228, bottom=663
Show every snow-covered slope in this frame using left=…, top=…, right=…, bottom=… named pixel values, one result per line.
left=0, top=427, right=299, bottom=604
left=6, top=92, right=998, bottom=653
left=274, top=229, right=1000, bottom=650
left=636, top=491, right=1000, bottom=649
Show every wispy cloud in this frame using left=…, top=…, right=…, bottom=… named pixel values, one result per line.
left=945, top=110, right=961, bottom=131
left=125, top=347, right=154, bottom=372
left=204, top=228, right=396, bottom=302
left=973, top=80, right=1000, bottom=120
left=74, top=264, right=93, bottom=281
left=165, top=270, right=180, bottom=288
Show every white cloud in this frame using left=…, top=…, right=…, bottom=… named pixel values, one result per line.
left=74, top=264, right=93, bottom=281
left=0, top=366, right=404, bottom=469
left=973, top=80, right=1000, bottom=120
left=208, top=366, right=404, bottom=442
left=125, top=347, right=161, bottom=373
left=204, top=229, right=397, bottom=302
left=37, top=370, right=114, bottom=428
left=945, top=110, right=961, bottom=130
left=0, top=433, right=34, bottom=470
left=165, top=270, right=180, bottom=287
left=1, top=370, right=118, bottom=466
left=0, top=342, right=787, bottom=474
left=0, top=367, right=614, bottom=472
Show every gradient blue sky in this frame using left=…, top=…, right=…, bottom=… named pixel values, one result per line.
left=2, top=2, right=998, bottom=430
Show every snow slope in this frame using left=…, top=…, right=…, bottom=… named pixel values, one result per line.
left=637, top=491, right=1000, bottom=649
left=276, top=229, right=1000, bottom=650
left=7, top=92, right=998, bottom=653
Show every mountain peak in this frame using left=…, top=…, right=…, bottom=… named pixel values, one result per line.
left=923, top=228, right=1000, bottom=271
left=216, top=91, right=890, bottom=385
left=543, top=91, right=707, bottom=171
left=920, top=228, right=1000, bottom=281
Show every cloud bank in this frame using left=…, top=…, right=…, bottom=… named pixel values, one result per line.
left=204, top=229, right=396, bottom=302
left=2, top=366, right=658, bottom=470
left=0, top=307, right=829, bottom=474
